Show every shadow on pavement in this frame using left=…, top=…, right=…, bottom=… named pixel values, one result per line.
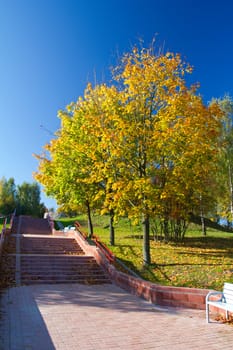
left=0, top=286, right=55, bottom=350
left=31, top=283, right=181, bottom=315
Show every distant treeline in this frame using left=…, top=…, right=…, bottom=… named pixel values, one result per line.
left=0, top=177, right=46, bottom=217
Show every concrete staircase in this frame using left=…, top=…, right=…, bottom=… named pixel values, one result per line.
left=2, top=216, right=111, bottom=286
left=19, top=235, right=110, bottom=285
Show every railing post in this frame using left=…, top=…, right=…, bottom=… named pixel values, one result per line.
left=10, top=208, right=16, bottom=230
left=0, top=216, right=7, bottom=259
left=0, top=209, right=16, bottom=260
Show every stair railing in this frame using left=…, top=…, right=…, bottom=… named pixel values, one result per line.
left=92, top=235, right=115, bottom=263
left=0, top=209, right=15, bottom=259
left=0, top=216, right=7, bottom=257
left=9, top=208, right=16, bottom=230
left=74, top=221, right=89, bottom=240
left=91, top=235, right=141, bottom=278
left=75, top=221, right=115, bottom=262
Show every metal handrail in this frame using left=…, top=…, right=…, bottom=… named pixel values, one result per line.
left=0, top=210, right=16, bottom=258
left=9, top=208, right=16, bottom=230
left=74, top=221, right=89, bottom=240
left=74, top=221, right=115, bottom=262
left=92, top=235, right=115, bottom=263
left=0, top=216, right=8, bottom=257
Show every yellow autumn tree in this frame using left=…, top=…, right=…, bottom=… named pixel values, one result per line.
left=107, top=47, right=222, bottom=264
left=34, top=44, right=222, bottom=266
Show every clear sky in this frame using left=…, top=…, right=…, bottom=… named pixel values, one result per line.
left=0, top=0, right=233, bottom=209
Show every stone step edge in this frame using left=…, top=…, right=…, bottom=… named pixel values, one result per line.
left=20, top=280, right=111, bottom=285
left=8, top=253, right=92, bottom=257
left=11, top=234, right=76, bottom=239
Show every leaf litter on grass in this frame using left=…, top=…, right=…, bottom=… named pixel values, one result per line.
left=58, top=215, right=233, bottom=290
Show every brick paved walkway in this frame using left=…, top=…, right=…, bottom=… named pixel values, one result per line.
left=0, top=283, right=233, bottom=350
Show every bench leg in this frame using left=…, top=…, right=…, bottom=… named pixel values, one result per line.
left=206, top=303, right=210, bottom=323
left=226, top=310, right=229, bottom=320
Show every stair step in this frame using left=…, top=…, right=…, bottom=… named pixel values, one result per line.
left=20, top=237, right=84, bottom=255
left=20, top=256, right=96, bottom=261
left=21, top=266, right=99, bottom=269
left=21, top=272, right=108, bottom=277
left=21, top=266, right=103, bottom=271
left=20, top=263, right=101, bottom=267
left=21, top=278, right=111, bottom=285
left=21, top=266, right=102, bottom=271
left=18, top=216, right=52, bottom=235
left=21, top=251, right=84, bottom=255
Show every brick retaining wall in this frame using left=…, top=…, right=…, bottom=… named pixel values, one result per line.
left=65, top=229, right=210, bottom=310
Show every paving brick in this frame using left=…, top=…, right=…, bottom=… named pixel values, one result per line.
left=1, top=283, right=233, bottom=350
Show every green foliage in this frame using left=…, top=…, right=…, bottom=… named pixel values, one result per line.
left=16, top=182, right=45, bottom=217
left=0, top=177, right=16, bottom=215
left=210, top=95, right=233, bottom=224
left=0, top=177, right=45, bottom=217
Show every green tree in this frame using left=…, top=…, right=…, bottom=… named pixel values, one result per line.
left=73, top=84, right=123, bottom=244
left=34, top=106, right=101, bottom=237
left=16, top=182, right=45, bottom=217
left=210, top=95, right=233, bottom=225
left=0, top=177, right=16, bottom=215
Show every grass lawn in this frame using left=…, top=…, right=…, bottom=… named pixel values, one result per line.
left=57, top=214, right=233, bottom=290
left=0, top=218, right=10, bottom=232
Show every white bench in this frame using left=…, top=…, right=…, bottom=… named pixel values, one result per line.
left=206, top=282, right=233, bottom=323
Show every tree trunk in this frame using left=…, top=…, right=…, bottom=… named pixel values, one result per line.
left=109, top=209, right=115, bottom=246
left=86, top=201, right=93, bottom=237
left=142, top=213, right=151, bottom=266
left=201, top=215, right=206, bottom=236
left=163, top=218, right=169, bottom=241
left=200, top=195, right=206, bottom=236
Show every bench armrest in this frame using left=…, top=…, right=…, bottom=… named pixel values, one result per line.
left=206, top=291, right=224, bottom=303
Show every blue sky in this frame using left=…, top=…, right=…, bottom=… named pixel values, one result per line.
left=0, top=0, right=233, bottom=209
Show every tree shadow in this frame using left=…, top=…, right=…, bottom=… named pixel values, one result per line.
left=175, top=236, right=233, bottom=250
left=29, top=283, right=177, bottom=315
left=144, top=263, right=172, bottom=282
left=117, top=244, right=141, bottom=257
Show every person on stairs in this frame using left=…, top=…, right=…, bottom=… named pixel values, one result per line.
left=43, top=208, right=50, bottom=220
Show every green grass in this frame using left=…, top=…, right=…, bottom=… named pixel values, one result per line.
left=56, top=214, right=233, bottom=290
left=0, top=217, right=10, bottom=232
